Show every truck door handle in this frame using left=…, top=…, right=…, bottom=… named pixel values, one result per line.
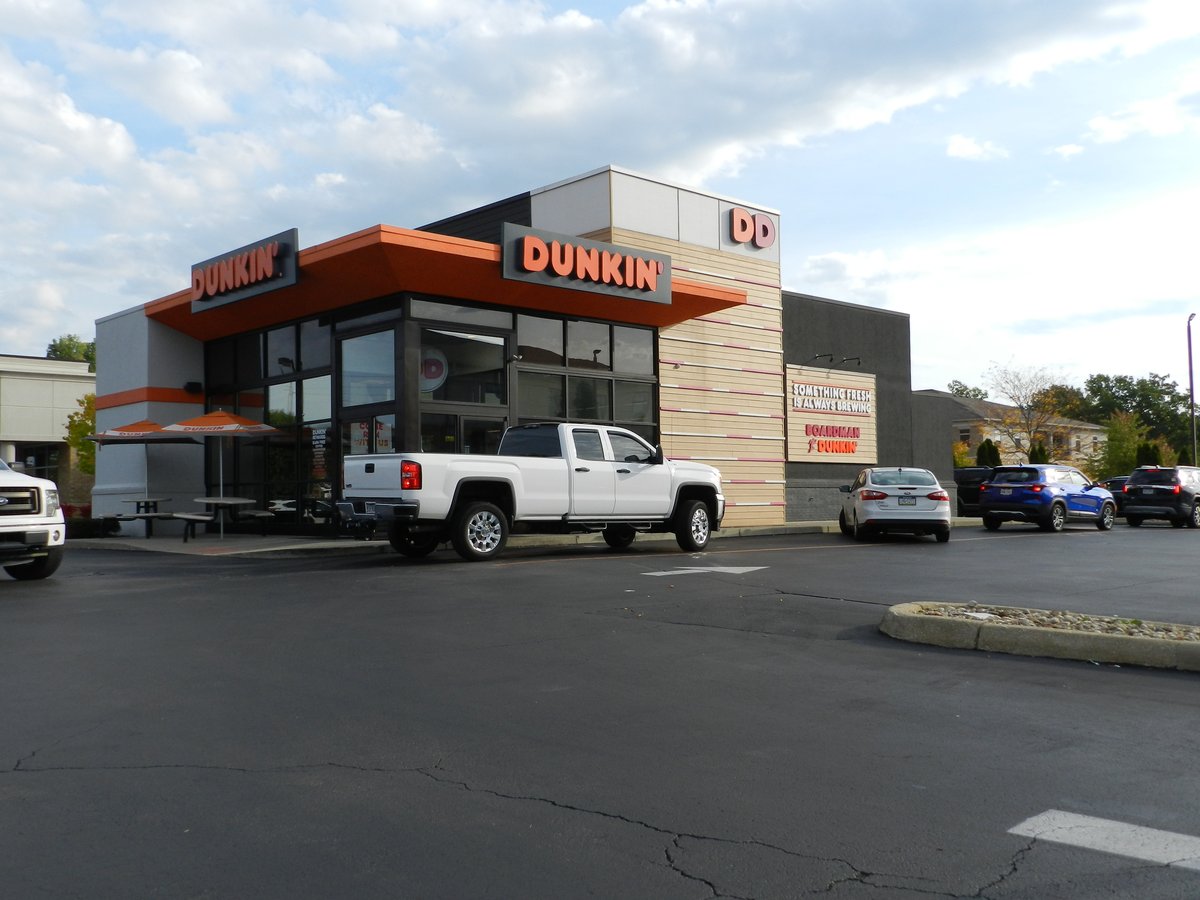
left=616, top=468, right=631, bottom=474
left=574, top=467, right=590, bottom=473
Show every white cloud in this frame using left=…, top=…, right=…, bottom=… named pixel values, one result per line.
left=1053, top=143, right=1085, bottom=159
left=946, top=134, right=1009, bottom=161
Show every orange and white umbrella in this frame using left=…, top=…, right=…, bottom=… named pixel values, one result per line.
left=162, top=411, right=279, bottom=505
left=87, top=419, right=199, bottom=444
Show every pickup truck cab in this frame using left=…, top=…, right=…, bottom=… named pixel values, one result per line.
left=0, top=458, right=66, bottom=580
left=337, top=422, right=725, bottom=561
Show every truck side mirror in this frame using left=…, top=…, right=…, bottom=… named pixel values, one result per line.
left=653, top=445, right=665, bottom=465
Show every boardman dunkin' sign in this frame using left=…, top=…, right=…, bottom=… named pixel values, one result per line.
left=785, top=365, right=878, bottom=463
left=501, top=223, right=672, bottom=304
left=191, top=228, right=299, bottom=313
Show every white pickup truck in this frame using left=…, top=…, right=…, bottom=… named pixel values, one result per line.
left=337, top=422, right=725, bottom=561
left=0, top=458, right=66, bottom=580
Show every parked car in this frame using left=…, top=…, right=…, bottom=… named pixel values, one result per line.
left=1121, top=465, right=1200, bottom=528
left=953, top=467, right=993, bottom=516
left=978, top=464, right=1115, bottom=532
left=838, top=467, right=952, bottom=542
left=1101, top=475, right=1130, bottom=513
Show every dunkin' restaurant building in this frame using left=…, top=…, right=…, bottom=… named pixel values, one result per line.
left=93, top=166, right=927, bottom=534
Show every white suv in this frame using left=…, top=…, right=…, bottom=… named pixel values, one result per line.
left=0, top=458, right=66, bottom=580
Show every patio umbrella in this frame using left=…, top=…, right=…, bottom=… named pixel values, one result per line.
left=162, top=411, right=280, bottom=537
left=86, top=419, right=201, bottom=505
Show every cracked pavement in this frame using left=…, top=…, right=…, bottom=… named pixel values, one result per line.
left=4, top=534, right=1200, bottom=898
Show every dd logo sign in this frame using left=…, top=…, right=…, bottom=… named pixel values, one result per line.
left=729, top=207, right=776, bottom=249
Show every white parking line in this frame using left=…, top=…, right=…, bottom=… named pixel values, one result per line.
left=1010, top=810, right=1200, bottom=871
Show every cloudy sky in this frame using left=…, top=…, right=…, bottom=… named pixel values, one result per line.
left=3, top=0, right=1199, bottom=395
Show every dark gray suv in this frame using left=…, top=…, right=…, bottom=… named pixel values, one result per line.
left=1122, top=466, right=1200, bottom=528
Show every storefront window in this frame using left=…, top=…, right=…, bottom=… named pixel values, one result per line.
left=302, top=375, right=331, bottom=422
left=569, top=376, right=612, bottom=420
left=236, top=333, right=262, bottom=385
left=420, top=329, right=506, bottom=405
left=267, top=382, right=296, bottom=427
left=265, top=327, right=296, bottom=379
left=341, top=330, right=395, bottom=407
left=342, top=414, right=395, bottom=455
left=518, top=371, right=565, bottom=419
left=614, top=381, right=654, bottom=423
left=567, top=320, right=611, bottom=371
left=299, top=320, right=331, bottom=370
left=517, top=315, right=564, bottom=366
left=614, top=326, right=653, bottom=375
left=411, top=298, right=512, bottom=330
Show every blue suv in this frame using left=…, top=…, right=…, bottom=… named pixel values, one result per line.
left=979, top=464, right=1116, bottom=532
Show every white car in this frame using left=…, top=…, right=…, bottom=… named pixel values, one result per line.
left=838, top=467, right=952, bottom=543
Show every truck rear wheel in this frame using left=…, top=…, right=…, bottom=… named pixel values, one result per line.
left=675, top=499, right=711, bottom=552
left=450, top=501, right=508, bottom=561
left=4, top=546, right=64, bottom=580
left=388, top=526, right=440, bottom=558
left=603, top=525, right=636, bottom=549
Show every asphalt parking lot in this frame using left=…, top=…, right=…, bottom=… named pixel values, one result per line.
left=3, top=522, right=1199, bottom=899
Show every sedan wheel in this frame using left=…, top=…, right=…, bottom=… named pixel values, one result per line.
left=838, top=509, right=853, bottom=537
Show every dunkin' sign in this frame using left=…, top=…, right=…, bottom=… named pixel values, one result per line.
left=190, top=228, right=298, bottom=312
left=501, top=224, right=672, bottom=304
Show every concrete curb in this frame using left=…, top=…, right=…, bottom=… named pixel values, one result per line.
left=880, top=602, right=1200, bottom=672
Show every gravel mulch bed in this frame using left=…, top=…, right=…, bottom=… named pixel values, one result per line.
left=917, top=602, right=1200, bottom=642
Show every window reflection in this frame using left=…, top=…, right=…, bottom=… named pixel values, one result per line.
left=420, top=329, right=506, bottom=405
left=341, top=331, right=395, bottom=407
left=567, top=320, right=610, bottom=370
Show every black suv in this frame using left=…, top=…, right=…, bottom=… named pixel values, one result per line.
left=1122, top=466, right=1200, bottom=528
left=953, top=467, right=993, bottom=516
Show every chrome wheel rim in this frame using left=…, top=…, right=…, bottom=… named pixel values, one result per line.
left=690, top=506, right=710, bottom=545
left=467, top=510, right=503, bottom=553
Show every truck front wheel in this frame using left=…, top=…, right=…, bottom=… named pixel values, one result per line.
left=675, top=499, right=711, bottom=552
left=4, top=546, right=65, bottom=580
left=451, top=501, right=509, bottom=561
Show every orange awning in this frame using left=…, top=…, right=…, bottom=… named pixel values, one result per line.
left=144, top=226, right=746, bottom=341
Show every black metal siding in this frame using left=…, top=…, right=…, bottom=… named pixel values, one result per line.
left=418, top=193, right=532, bottom=245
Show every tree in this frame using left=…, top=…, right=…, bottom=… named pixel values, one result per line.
left=47, top=334, right=96, bottom=372
left=1136, top=441, right=1162, bottom=467
left=947, top=379, right=988, bottom=400
left=1098, top=411, right=1147, bottom=479
left=985, top=364, right=1065, bottom=463
left=1028, top=441, right=1049, bottom=464
left=952, top=440, right=971, bottom=468
left=1035, top=384, right=1089, bottom=422
left=976, top=438, right=1001, bottom=467
left=1083, top=373, right=1188, bottom=451
left=64, top=394, right=96, bottom=476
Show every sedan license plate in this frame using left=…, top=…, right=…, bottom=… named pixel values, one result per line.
left=898, top=495, right=916, bottom=506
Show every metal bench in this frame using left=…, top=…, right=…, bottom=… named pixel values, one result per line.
left=173, top=512, right=216, bottom=542
left=234, top=509, right=275, bottom=535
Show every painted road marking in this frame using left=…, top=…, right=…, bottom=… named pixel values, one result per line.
left=642, top=566, right=768, bottom=577
left=1009, top=810, right=1200, bottom=871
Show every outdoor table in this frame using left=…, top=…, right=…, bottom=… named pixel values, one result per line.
left=122, top=497, right=170, bottom=515
left=194, top=497, right=255, bottom=538
left=119, top=497, right=173, bottom=537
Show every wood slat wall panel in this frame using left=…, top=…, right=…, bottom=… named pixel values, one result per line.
left=595, top=227, right=789, bottom=527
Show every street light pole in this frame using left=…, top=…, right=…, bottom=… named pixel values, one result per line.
left=1189, top=313, right=1197, bottom=465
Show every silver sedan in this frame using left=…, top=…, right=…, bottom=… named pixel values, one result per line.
left=838, top=467, right=953, bottom=542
